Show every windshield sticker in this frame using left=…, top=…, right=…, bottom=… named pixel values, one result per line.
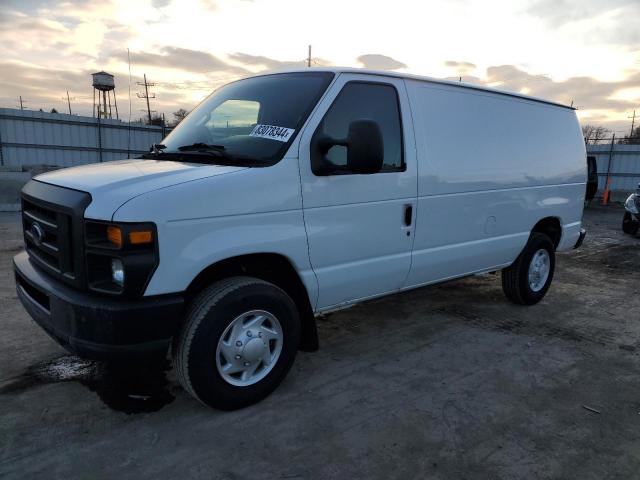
left=249, top=124, right=295, bottom=142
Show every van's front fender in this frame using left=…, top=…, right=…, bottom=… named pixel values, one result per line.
left=112, top=157, right=318, bottom=305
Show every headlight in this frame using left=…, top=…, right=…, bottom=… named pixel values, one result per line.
left=84, top=221, right=158, bottom=297
left=625, top=194, right=639, bottom=215
left=111, top=258, right=125, bottom=286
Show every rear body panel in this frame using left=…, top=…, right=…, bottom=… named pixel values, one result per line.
left=404, top=78, right=585, bottom=288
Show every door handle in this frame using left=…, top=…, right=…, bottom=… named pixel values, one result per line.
left=404, top=204, right=413, bottom=227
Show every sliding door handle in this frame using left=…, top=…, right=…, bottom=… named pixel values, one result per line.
left=404, top=204, right=413, bottom=226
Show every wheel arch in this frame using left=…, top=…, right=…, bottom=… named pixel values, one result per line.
left=531, top=216, right=562, bottom=249
left=185, top=253, right=318, bottom=352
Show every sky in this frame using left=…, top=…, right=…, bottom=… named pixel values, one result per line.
left=0, top=0, right=639, bottom=134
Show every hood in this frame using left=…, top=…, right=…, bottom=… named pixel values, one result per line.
left=35, top=159, right=247, bottom=219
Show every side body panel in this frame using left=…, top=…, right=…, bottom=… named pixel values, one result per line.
left=112, top=156, right=318, bottom=302
left=297, top=73, right=418, bottom=310
left=404, top=79, right=586, bottom=288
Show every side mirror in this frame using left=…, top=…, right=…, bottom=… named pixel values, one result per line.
left=346, top=119, right=384, bottom=174
left=313, top=119, right=383, bottom=175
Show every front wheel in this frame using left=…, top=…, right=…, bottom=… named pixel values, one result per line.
left=174, top=277, right=300, bottom=410
left=622, top=212, right=639, bottom=235
left=502, top=233, right=555, bottom=305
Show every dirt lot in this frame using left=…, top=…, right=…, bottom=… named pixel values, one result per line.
left=1, top=204, right=639, bottom=479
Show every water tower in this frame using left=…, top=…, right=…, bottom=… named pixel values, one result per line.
left=92, top=71, right=119, bottom=119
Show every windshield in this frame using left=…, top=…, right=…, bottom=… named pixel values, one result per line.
left=158, top=72, right=334, bottom=165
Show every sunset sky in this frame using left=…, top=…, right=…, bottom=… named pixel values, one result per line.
left=1, top=0, right=639, bottom=134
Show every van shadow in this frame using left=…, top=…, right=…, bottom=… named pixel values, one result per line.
left=0, top=354, right=177, bottom=414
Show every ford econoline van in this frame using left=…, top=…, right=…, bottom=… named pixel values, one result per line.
left=14, top=68, right=587, bottom=409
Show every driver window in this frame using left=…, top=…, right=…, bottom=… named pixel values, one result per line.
left=312, top=82, right=404, bottom=175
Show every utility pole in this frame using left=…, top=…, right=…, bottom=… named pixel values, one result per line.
left=66, top=91, right=72, bottom=115
left=307, top=45, right=311, bottom=67
left=602, top=133, right=615, bottom=206
left=19, top=96, right=24, bottom=110
left=136, top=73, right=156, bottom=124
left=629, top=110, right=636, bottom=138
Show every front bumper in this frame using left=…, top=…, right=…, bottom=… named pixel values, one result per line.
left=14, top=251, right=184, bottom=360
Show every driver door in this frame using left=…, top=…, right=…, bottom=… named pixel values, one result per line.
left=298, top=74, right=417, bottom=310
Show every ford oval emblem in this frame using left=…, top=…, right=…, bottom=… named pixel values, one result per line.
left=30, top=222, right=45, bottom=245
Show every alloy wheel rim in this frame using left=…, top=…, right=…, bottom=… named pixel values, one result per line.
left=528, top=249, right=550, bottom=292
left=215, top=309, right=283, bottom=387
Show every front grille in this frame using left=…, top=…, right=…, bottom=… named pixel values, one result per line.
left=21, top=181, right=91, bottom=289
left=22, top=198, right=74, bottom=279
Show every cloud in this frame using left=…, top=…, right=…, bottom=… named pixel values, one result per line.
left=229, top=53, right=305, bottom=70
left=199, top=0, right=217, bottom=11
left=444, top=60, right=477, bottom=75
left=151, top=0, right=172, bottom=7
left=0, top=11, right=67, bottom=34
left=228, top=53, right=331, bottom=70
left=526, top=0, right=633, bottom=27
left=0, top=60, right=205, bottom=120
left=526, top=0, right=640, bottom=48
left=0, top=61, right=94, bottom=111
left=114, top=47, right=249, bottom=74
left=485, top=64, right=640, bottom=111
left=3, top=0, right=95, bottom=9
left=445, top=60, right=476, bottom=69
left=356, top=54, right=407, bottom=70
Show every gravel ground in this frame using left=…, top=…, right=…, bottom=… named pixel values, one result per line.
left=1, top=204, right=639, bottom=480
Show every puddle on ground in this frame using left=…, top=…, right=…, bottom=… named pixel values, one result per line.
left=0, top=355, right=177, bottom=414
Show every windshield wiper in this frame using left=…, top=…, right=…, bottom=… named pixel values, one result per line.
left=177, top=143, right=226, bottom=152
left=141, top=142, right=262, bottom=167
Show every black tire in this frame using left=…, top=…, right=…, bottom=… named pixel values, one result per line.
left=501, top=232, right=555, bottom=305
left=622, top=212, right=639, bottom=235
left=174, top=276, right=300, bottom=410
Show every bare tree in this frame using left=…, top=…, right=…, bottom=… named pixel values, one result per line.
left=582, top=124, right=610, bottom=145
left=173, top=108, right=188, bottom=125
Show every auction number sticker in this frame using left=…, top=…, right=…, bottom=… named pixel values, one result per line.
left=249, top=124, right=295, bottom=142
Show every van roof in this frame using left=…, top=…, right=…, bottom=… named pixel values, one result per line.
left=261, top=67, right=575, bottom=111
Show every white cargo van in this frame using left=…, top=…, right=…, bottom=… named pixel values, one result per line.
left=14, top=68, right=586, bottom=409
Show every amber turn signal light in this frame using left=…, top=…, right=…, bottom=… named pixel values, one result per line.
left=129, top=230, right=153, bottom=245
left=106, top=226, right=123, bottom=248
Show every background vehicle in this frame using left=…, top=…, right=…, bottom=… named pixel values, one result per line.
left=623, top=183, right=640, bottom=235
left=14, top=69, right=587, bottom=409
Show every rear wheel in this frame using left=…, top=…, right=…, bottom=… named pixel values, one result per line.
left=622, top=212, right=639, bottom=235
left=502, top=233, right=555, bottom=305
left=174, top=277, right=300, bottom=410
